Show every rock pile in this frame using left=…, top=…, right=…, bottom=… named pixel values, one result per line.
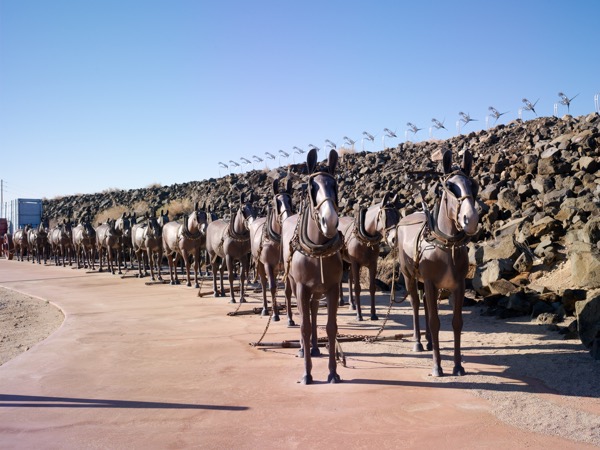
left=43, top=113, right=600, bottom=356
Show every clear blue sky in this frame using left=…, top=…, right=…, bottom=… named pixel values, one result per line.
left=1, top=0, right=599, bottom=207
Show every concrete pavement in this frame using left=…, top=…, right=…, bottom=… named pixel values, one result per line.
left=0, top=259, right=592, bottom=449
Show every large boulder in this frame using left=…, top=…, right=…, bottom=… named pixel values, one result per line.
left=569, top=242, right=600, bottom=288
left=575, top=295, right=600, bottom=358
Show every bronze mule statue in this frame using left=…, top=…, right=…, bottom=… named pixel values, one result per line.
left=249, top=178, right=294, bottom=323
left=206, top=194, right=256, bottom=303
left=282, top=148, right=344, bottom=384
left=338, top=193, right=400, bottom=321
left=396, top=148, right=479, bottom=377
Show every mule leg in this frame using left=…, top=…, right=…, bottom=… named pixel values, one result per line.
left=368, top=263, right=378, bottom=320
left=193, top=249, right=200, bottom=289
left=404, top=274, right=424, bottom=352
left=181, top=250, right=191, bottom=287
left=135, top=250, right=144, bottom=278
left=285, top=277, right=295, bottom=327
left=239, top=256, right=248, bottom=303
left=166, top=253, right=175, bottom=285
left=226, top=255, right=236, bottom=303
left=424, top=280, right=443, bottom=377
left=296, top=284, right=313, bottom=384
left=351, top=262, right=363, bottom=321
left=309, top=296, right=320, bottom=357
left=451, top=284, right=466, bottom=376
left=267, top=263, right=280, bottom=322
left=257, top=261, right=269, bottom=316
left=421, top=286, right=433, bottom=351
left=348, top=265, right=356, bottom=311
left=209, top=254, right=220, bottom=296
left=326, top=284, right=341, bottom=383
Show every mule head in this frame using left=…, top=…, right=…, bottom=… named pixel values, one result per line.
left=378, top=192, right=401, bottom=237
left=192, top=206, right=209, bottom=234
left=273, top=178, right=293, bottom=222
left=441, top=149, right=479, bottom=236
left=306, top=149, right=340, bottom=239
left=239, top=193, right=256, bottom=229
left=146, top=214, right=162, bottom=238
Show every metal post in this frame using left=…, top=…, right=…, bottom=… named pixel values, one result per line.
left=485, top=116, right=490, bottom=130
left=553, top=103, right=558, bottom=117
left=595, top=93, right=599, bottom=113
left=456, top=120, right=461, bottom=135
left=518, top=108, right=523, bottom=120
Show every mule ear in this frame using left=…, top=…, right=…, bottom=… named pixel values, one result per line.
left=272, top=178, right=279, bottom=195
left=391, top=193, right=399, bottom=207
left=194, top=201, right=198, bottom=211
left=381, top=192, right=390, bottom=206
left=286, top=177, right=293, bottom=195
left=328, top=149, right=338, bottom=175
left=442, top=148, right=452, bottom=174
left=306, top=148, right=318, bottom=174
left=461, top=149, right=473, bottom=177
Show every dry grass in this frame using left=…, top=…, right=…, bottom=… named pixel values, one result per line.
left=160, top=198, right=195, bottom=217
left=145, top=182, right=162, bottom=189
left=94, top=205, right=130, bottom=225
left=338, top=146, right=356, bottom=157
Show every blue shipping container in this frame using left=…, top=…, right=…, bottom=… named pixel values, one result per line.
left=12, top=198, right=43, bottom=233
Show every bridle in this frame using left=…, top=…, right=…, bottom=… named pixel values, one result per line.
left=439, top=171, right=478, bottom=236
left=308, top=172, right=339, bottom=235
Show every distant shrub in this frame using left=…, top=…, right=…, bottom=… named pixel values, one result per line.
left=146, top=182, right=162, bottom=189
left=338, top=146, right=356, bottom=157
left=101, top=187, right=121, bottom=194
left=94, top=205, right=130, bottom=226
left=161, top=198, right=194, bottom=218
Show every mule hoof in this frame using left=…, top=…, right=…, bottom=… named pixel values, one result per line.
left=288, top=319, right=296, bottom=327
left=431, top=367, right=444, bottom=377
left=229, top=299, right=236, bottom=304
left=213, top=291, right=220, bottom=297
left=186, top=282, right=191, bottom=287
left=357, top=315, right=364, bottom=322
left=371, top=314, right=379, bottom=321
left=452, top=365, right=466, bottom=376
left=300, top=375, right=313, bottom=385
left=351, top=304, right=356, bottom=311
left=261, top=308, right=269, bottom=316
left=413, top=342, right=424, bottom=352
left=194, top=283, right=199, bottom=289
left=297, top=349, right=304, bottom=358
left=170, top=280, right=176, bottom=285
left=272, top=315, right=280, bottom=322
left=310, top=347, right=321, bottom=357
left=327, top=373, right=341, bottom=384
left=426, top=342, right=433, bottom=351
left=339, top=300, right=346, bottom=307
left=240, top=297, right=247, bottom=303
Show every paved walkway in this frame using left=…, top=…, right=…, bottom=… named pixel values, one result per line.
left=0, top=260, right=592, bottom=449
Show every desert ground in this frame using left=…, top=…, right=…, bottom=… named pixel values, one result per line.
left=0, top=258, right=599, bottom=449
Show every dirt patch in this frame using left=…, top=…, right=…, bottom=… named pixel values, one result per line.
left=0, top=287, right=64, bottom=366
